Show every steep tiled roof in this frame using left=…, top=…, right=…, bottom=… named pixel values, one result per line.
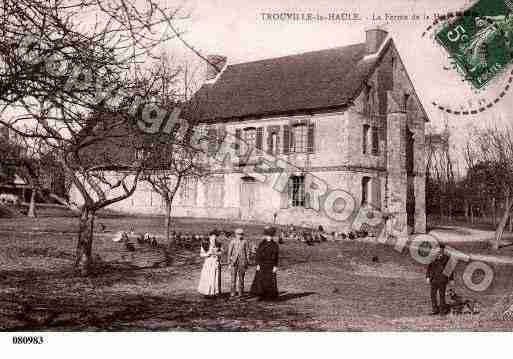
left=189, top=43, right=380, bottom=123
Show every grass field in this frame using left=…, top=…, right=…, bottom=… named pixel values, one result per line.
left=1, top=210, right=513, bottom=331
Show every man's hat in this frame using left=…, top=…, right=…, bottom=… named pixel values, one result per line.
left=263, top=226, right=276, bottom=236
left=209, top=229, right=220, bottom=236
left=235, top=228, right=244, bottom=235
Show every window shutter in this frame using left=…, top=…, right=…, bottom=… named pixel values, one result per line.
left=256, top=127, right=263, bottom=151
left=235, top=128, right=242, bottom=156
left=362, top=125, right=370, bottom=154
left=275, top=129, right=280, bottom=155
left=283, top=125, right=290, bottom=154
left=371, top=177, right=381, bottom=209
left=207, top=128, right=217, bottom=154
left=307, top=121, right=315, bottom=153
left=371, top=126, right=379, bottom=155
left=217, top=126, right=226, bottom=146
left=267, top=128, right=273, bottom=154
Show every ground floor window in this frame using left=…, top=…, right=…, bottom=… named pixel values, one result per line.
left=205, top=177, right=224, bottom=208
left=180, top=177, right=198, bottom=206
left=289, top=175, right=306, bottom=207
left=361, top=176, right=381, bottom=209
left=361, top=176, right=371, bottom=205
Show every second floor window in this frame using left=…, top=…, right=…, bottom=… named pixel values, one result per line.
left=371, top=127, right=379, bottom=155
left=363, top=124, right=380, bottom=156
left=243, top=127, right=256, bottom=149
left=291, top=124, right=307, bottom=153
left=362, top=124, right=370, bottom=154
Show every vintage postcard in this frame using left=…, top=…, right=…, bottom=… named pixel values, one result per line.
left=1, top=0, right=513, bottom=355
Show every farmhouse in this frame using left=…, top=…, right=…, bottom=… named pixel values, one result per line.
left=72, top=27, right=429, bottom=234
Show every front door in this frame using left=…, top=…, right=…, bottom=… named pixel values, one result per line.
left=240, top=178, right=258, bottom=220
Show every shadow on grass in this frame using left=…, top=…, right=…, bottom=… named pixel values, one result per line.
left=0, top=255, right=316, bottom=331
left=276, top=291, right=317, bottom=302
left=427, top=226, right=474, bottom=236
left=2, top=291, right=314, bottom=331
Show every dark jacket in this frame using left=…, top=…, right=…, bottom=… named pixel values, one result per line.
left=426, top=254, right=454, bottom=285
left=256, top=240, right=279, bottom=267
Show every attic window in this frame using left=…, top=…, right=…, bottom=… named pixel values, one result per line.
left=135, top=148, right=145, bottom=161
left=403, top=94, right=410, bottom=112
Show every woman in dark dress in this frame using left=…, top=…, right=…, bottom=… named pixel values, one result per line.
left=250, top=226, right=279, bottom=300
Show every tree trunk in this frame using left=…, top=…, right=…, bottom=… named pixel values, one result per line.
left=470, top=204, right=474, bottom=224
left=439, top=195, right=444, bottom=222
left=27, top=187, right=37, bottom=218
left=165, top=203, right=172, bottom=242
left=493, top=197, right=513, bottom=251
left=74, top=208, right=95, bottom=275
left=492, top=197, right=497, bottom=227
left=164, top=202, right=174, bottom=265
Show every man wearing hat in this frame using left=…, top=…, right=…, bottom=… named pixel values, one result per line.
left=426, top=243, right=454, bottom=315
left=227, top=228, right=251, bottom=298
left=250, top=226, right=279, bottom=300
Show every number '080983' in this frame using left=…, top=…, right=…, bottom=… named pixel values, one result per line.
left=12, top=336, right=44, bottom=344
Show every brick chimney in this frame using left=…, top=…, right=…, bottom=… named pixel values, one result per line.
left=205, top=54, right=227, bottom=81
left=365, top=26, right=388, bottom=54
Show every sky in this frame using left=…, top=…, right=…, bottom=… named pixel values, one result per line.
left=159, top=0, right=513, bottom=169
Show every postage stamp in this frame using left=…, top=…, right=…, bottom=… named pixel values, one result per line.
left=435, top=0, right=513, bottom=89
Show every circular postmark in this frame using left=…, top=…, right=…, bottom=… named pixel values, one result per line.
left=420, top=1, right=513, bottom=115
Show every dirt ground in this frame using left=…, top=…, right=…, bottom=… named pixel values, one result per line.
left=1, top=213, right=513, bottom=331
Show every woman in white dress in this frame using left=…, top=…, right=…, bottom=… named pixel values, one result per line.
left=197, top=229, right=222, bottom=297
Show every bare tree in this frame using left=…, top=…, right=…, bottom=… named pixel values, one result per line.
left=466, top=125, right=513, bottom=250
left=142, top=140, right=206, bottom=244
left=0, top=129, right=50, bottom=217
left=140, top=57, right=208, bottom=247
left=426, top=128, right=456, bottom=221
left=0, top=0, right=195, bottom=275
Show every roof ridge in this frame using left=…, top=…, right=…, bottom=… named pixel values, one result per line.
left=227, top=42, right=365, bottom=68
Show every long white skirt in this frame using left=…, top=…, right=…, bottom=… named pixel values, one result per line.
left=197, top=256, right=221, bottom=295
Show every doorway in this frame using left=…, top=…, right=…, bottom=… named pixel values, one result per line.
left=240, top=176, right=259, bottom=220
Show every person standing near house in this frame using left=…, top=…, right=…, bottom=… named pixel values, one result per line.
left=227, top=228, right=250, bottom=298
left=198, top=229, right=222, bottom=298
left=250, top=226, right=279, bottom=301
left=426, top=243, right=454, bottom=315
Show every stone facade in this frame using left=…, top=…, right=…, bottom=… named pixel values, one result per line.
left=69, top=36, right=428, bottom=234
